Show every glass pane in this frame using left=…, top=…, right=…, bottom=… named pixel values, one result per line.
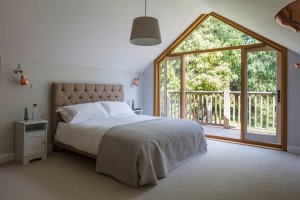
left=247, top=49, right=277, bottom=136
left=173, top=16, right=261, bottom=54
left=184, top=50, right=241, bottom=139
left=159, top=58, right=181, bottom=118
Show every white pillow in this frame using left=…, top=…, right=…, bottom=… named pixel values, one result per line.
left=100, top=101, right=136, bottom=116
left=56, top=107, right=77, bottom=123
left=56, top=102, right=108, bottom=123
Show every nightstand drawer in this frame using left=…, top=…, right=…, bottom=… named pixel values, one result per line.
left=24, top=131, right=46, bottom=157
left=25, top=130, right=46, bottom=138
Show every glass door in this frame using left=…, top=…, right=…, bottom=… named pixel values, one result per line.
left=244, top=47, right=281, bottom=145
left=159, top=57, right=181, bottom=118
left=184, top=51, right=242, bottom=140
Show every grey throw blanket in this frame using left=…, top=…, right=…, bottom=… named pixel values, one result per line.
left=96, top=118, right=207, bottom=187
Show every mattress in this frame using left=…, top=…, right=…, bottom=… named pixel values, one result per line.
left=55, top=115, right=157, bottom=155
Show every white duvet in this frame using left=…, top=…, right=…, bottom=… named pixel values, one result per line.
left=55, top=115, right=157, bottom=155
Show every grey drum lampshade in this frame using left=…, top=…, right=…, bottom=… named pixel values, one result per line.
left=130, top=16, right=162, bottom=46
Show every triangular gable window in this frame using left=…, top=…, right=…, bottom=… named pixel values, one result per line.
left=172, top=15, right=261, bottom=54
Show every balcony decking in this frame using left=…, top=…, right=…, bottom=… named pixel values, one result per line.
left=201, top=124, right=276, bottom=139
left=201, top=124, right=240, bottom=139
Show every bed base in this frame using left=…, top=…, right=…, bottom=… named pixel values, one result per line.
left=54, top=141, right=97, bottom=159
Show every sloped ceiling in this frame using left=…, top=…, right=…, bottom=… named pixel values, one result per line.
left=1, top=0, right=298, bottom=72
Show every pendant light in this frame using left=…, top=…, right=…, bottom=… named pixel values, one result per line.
left=275, top=0, right=300, bottom=68
left=130, top=0, right=162, bottom=46
left=275, top=0, right=300, bottom=33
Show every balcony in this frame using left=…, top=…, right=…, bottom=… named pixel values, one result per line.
left=160, top=91, right=277, bottom=138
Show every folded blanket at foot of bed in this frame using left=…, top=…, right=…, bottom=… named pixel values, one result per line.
left=96, top=118, right=207, bottom=187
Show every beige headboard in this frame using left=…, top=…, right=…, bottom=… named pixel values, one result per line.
left=51, top=82, right=124, bottom=144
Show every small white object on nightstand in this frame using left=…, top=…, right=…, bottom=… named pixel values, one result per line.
left=133, top=108, right=143, bottom=115
left=15, top=120, right=48, bottom=164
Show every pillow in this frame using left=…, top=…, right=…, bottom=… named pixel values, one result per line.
left=56, top=102, right=108, bottom=123
left=100, top=101, right=136, bottom=116
left=56, top=107, right=77, bottom=123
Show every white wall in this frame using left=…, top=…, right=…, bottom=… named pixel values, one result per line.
left=287, top=51, right=300, bottom=153
left=143, top=51, right=300, bottom=151
left=143, top=64, right=154, bottom=116
left=0, top=0, right=209, bottom=72
left=0, top=56, right=143, bottom=156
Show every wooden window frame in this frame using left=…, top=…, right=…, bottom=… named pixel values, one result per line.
left=154, top=12, right=287, bottom=151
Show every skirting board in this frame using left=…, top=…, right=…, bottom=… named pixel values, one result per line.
left=287, top=146, right=300, bottom=154
left=0, top=153, right=14, bottom=164
left=47, top=144, right=53, bottom=153
left=0, top=145, right=53, bottom=164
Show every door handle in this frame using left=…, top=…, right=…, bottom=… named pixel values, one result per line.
left=277, top=90, right=280, bottom=103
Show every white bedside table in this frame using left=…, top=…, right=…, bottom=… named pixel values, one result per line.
left=15, top=120, right=48, bottom=164
left=133, top=108, right=143, bottom=115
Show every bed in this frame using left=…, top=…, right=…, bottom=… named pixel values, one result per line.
left=52, top=83, right=207, bottom=187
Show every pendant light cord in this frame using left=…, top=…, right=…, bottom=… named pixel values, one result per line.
left=145, top=0, right=147, bottom=16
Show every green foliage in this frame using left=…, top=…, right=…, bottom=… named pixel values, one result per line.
left=247, top=51, right=277, bottom=92
left=160, top=60, right=180, bottom=91
left=160, top=16, right=277, bottom=93
left=185, top=52, right=232, bottom=91
left=173, top=16, right=259, bottom=53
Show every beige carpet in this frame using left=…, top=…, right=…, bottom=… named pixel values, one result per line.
left=1, top=140, right=300, bottom=200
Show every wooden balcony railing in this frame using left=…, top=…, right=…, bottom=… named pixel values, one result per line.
left=160, top=91, right=276, bottom=132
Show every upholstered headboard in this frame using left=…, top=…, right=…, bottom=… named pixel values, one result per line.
left=51, top=82, right=124, bottom=144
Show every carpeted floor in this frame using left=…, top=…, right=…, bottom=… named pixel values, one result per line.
left=1, top=140, right=300, bottom=200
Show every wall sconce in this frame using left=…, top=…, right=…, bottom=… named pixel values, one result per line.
left=132, top=73, right=140, bottom=86
left=14, top=64, right=30, bottom=86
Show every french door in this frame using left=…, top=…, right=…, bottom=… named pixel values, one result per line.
left=159, top=57, right=182, bottom=118
left=242, top=47, right=282, bottom=145
left=158, top=46, right=285, bottom=149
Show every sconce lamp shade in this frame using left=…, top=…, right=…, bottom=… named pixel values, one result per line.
left=130, top=16, right=162, bottom=46
left=20, top=75, right=30, bottom=86
left=14, top=64, right=30, bottom=86
left=132, top=78, right=140, bottom=86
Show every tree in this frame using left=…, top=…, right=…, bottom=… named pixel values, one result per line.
left=160, top=16, right=277, bottom=93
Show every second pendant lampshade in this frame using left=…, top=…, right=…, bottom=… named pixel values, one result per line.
left=129, top=0, right=161, bottom=46
left=130, top=16, right=161, bottom=46
left=275, top=0, right=300, bottom=32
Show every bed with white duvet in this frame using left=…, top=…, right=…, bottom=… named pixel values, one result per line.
left=55, top=115, right=156, bottom=156
left=55, top=101, right=207, bottom=187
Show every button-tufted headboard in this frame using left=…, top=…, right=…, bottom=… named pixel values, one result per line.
left=51, top=82, right=124, bottom=145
